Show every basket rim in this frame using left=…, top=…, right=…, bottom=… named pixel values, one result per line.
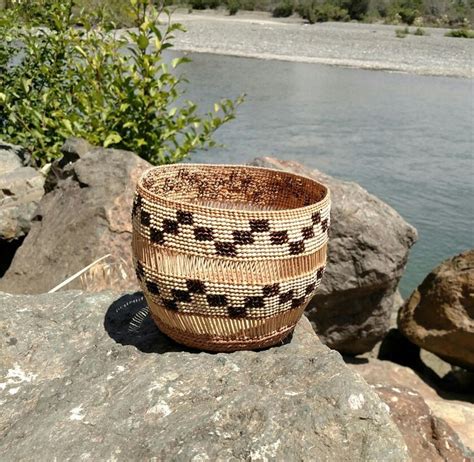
left=137, top=163, right=330, bottom=216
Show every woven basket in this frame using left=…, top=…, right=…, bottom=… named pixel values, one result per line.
left=132, top=164, right=330, bottom=351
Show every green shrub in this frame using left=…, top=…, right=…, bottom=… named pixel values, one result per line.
left=296, top=0, right=350, bottom=22
left=387, top=0, right=422, bottom=23
left=227, top=0, right=240, bottom=14
left=189, top=0, right=208, bottom=9
left=342, top=0, right=369, bottom=19
left=207, top=0, right=221, bottom=8
left=188, top=0, right=222, bottom=9
left=75, top=0, right=134, bottom=26
left=368, top=0, right=390, bottom=18
left=250, top=0, right=273, bottom=10
left=296, top=1, right=317, bottom=22
left=0, top=0, right=242, bottom=166
left=400, top=7, right=419, bottom=22
left=395, top=26, right=409, bottom=35
left=445, top=28, right=474, bottom=37
left=413, top=26, right=426, bottom=33
left=273, top=1, right=294, bottom=16
left=313, top=3, right=349, bottom=21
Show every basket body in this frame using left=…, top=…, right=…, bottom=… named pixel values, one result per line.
left=132, top=164, right=330, bottom=351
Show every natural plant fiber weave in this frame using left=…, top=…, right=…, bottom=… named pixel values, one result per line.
left=132, top=164, right=330, bottom=351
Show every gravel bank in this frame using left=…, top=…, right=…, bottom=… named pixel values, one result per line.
left=171, top=11, right=473, bottom=78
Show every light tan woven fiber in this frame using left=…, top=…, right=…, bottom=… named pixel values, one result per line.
left=132, top=163, right=330, bottom=351
left=150, top=303, right=307, bottom=352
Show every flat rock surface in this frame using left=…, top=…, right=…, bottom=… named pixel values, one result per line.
left=0, top=290, right=408, bottom=461
left=171, top=11, right=473, bottom=78
left=251, top=157, right=417, bottom=354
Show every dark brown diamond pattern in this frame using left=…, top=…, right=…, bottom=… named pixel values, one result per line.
left=194, top=227, right=214, bottom=241
left=176, top=210, right=194, bottom=225
left=215, top=241, right=237, bottom=257
left=289, top=240, right=305, bottom=255
left=162, top=219, right=179, bottom=235
left=232, top=230, right=254, bottom=245
left=270, top=230, right=289, bottom=245
left=207, top=294, right=228, bottom=307
left=186, top=279, right=206, bottom=294
left=136, top=196, right=327, bottom=257
left=228, top=306, right=247, bottom=318
left=249, top=219, right=270, bottom=232
left=137, top=270, right=324, bottom=316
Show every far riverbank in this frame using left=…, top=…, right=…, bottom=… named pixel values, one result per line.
left=171, top=10, right=473, bottom=78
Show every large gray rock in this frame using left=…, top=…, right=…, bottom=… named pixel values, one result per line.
left=0, top=290, right=408, bottom=461
left=251, top=157, right=417, bottom=355
left=398, top=250, right=474, bottom=370
left=0, top=141, right=45, bottom=242
left=0, top=141, right=150, bottom=294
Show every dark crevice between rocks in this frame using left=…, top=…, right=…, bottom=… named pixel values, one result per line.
left=378, top=329, right=474, bottom=402
left=0, top=237, right=24, bottom=278
left=1, top=188, right=14, bottom=197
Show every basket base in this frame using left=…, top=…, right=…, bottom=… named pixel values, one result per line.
left=149, top=304, right=307, bottom=352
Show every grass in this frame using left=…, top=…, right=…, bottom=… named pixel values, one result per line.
left=396, top=26, right=429, bottom=37
left=445, top=28, right=474, bottom=38
left=395, top=26, right=409, bottom=37
left=413, top=27, right=427, bottom=35
left=80, top=258, right=130, bottom=292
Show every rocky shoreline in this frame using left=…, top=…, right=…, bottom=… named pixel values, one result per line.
left=170, top=10, right=473, bottom=78
left=0, top=139, right=472, bottom=460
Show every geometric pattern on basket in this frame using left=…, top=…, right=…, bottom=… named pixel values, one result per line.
left=136, top=259, right=325, bottom=319
left=132, top=194, right=330, bottom=259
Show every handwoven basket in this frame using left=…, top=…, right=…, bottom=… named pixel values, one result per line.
left=132, top=164, right=330, bottom=351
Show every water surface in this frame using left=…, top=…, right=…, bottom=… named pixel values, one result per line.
left=177, top=52, right=474, bottom=296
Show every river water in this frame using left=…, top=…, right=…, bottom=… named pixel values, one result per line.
left=177, top=52, right=473, bottom=296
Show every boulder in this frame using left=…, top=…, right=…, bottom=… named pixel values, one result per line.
left=348, top=357, right=474, bottom=453
left=251, top=157, right=417, bottom=355
left=44, top=137, right=95, bottom=192
left=0, top=141, right=23, bottom=175
left=398, top=250, right=474, bottom=370
left=0, top=141, right=150, bottom=294
left=374, top=386, right=471, bottom=461
left=0, top=141, right=45, bottom=242
left=0, top=290, right=408, bottom=461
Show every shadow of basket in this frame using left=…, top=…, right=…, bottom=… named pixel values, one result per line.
left=104, top=292, right=196, bottom=354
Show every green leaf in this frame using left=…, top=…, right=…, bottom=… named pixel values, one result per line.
left=137, top=34, right=149, bottom=51
left=104, top=133, right=122, bottom=147
left=62, top=119, right=73, bottom=132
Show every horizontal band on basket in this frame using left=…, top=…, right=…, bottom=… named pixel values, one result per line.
left=151, top=312, right=299, bottom=352
left=132, top=202, right=330, bottom=260
left=150, top=301, right=307, bottom=342
left=137, top=164, right=329, bottom=220
left=133, top=236, right=327, bottom=285
left=138, top=262, right=324, bottom=319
